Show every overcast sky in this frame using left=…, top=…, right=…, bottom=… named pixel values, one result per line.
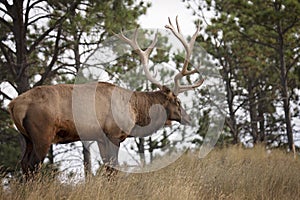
left=138, top=0, right=198, bottom=35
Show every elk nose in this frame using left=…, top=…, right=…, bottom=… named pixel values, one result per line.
left=180, top=106, right=192, bottom=125
left=181, top=115, right=192, bottom=125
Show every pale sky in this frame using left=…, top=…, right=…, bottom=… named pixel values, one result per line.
left=138, top=0, right=198, bottom=35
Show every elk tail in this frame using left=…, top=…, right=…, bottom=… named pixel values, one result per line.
left=8, top=99, right=28, bottom=136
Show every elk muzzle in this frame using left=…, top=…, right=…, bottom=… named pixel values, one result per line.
left=180, top=106, right=192, bottom=125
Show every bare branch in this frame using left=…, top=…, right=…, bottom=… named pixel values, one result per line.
left=28, top=0, right=81, bottom=54
left=28, top=0, right=47, bottom=11
left=0, top=41, right=16, bottom=77
left=27, top=14, right=52, bottom=27
left=24, top=0, right=31, bottom=27
left=28, top=18, right=62, bottom=54
left=0, top=0, right=10, bottom=9
left=0, top=6, right=12, bottom=18
left=6, top=80, right=18, bottom=93
left=238, top=30, right=276, bottom=50
left=0, top=16, right=13, bottom=31
left=34, top=25, right=62, bottom=87
left=0, top=89, right=13, bottom=100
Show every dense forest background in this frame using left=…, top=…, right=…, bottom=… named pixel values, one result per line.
left=0, top=0, right=299, bottom=177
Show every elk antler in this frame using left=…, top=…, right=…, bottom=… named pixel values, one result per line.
left=165, top=16, right=205, bottom=95
left=115, top=28, right=162, bottom=89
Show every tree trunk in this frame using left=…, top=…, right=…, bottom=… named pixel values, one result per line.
left=224, top=66, right=239, bottom=143
left=70, top=24, right=93, bottom=175
left=248, top=83, right=258, bottom=144
left=277, top=18, right=294, bottom=150
left=12, top=0, right=30, bottom=94
left=48, top=145, right=54, bottom=164
left=82, top=142, right=92, bottom=176
left=227, top=85, right=238, bottom=143
left=136, top=138, right=146, bottom=166
left=258, top=101, right=265, bottom=142
left=148, top=137, right=154, bottom=163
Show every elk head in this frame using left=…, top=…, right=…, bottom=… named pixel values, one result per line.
left=160, top=85, right=191, bottom=125
left=116, top=16, right=204, bottom=126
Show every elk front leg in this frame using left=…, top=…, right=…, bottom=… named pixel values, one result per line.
left=97, top=133, right=120, bottom=176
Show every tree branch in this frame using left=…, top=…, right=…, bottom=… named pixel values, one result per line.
left=0, top=16, right=13, bottom=31
left=0, top=90, right=13, bottom=100
left=28, top=18, right=63, bottom=54
left=0, top=41, right=16, bottom=77
left=24, top=0, right=31, bottom=27
left=7, top=80, right=18, bottom=93
left=238, top=30, right=276, bottom=50
left=28, top=0, right=46, bottom=11
left=0, top=0, right=10, bottom=9
left=27, top=14, right=52, bottom=26
left=34, top=24, right=62, bottom=87
left=287, top=53, right=300, bottom=71
left=28, top=0, right=81, bottom=54
left=0, top=6, right=12, bottom=18
left=283, top=17, right=299, bottom=34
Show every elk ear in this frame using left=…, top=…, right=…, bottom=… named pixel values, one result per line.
left=161, top=85, right=171, bottom=93
left=161, top=85, right=174, bottom=98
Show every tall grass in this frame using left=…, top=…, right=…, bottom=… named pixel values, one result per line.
left=1, top=146, right=300, bottom=200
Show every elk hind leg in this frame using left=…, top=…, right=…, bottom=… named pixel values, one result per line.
left=19, top=134, right=35, bottom=174
left=23, top=114, right=54, bottom=173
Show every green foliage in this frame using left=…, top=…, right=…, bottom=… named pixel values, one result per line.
left=187, top=0, right=300, bottom=146
left=0, top=109, right=21, bottom=174
left=0, top=0, right=151, bottom=175
left=192, top=109, right=210, bottom=145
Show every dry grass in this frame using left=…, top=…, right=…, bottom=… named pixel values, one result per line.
left=2, top=146, right=300, bottom=200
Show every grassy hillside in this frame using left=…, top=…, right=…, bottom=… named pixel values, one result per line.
left=1, top=146, right=300, bottom=200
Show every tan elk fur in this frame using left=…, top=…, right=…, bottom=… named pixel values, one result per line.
left=8, top=82, right=189, bottom=173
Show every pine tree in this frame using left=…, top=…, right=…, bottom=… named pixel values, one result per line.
left=0, top=0, right=150, bottom=175
left=185, top=0, right=300, bottom=148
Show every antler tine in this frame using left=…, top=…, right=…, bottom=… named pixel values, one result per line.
left=165, top=17, right=189, bottom=61
left=117, top=28, right=140, bottom=52
left=177, top=79, right=205, bottom=94
left=188, top=21, right=201, bottom=58
left=175, top=16, right=181, bottom=34
left=115, top=28, right=161, bottom=88
left=165, top=17, right=204, bottom=95
left=144, top=31, right=158, bottom=57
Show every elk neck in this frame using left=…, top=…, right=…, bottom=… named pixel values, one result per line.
left=130, top=90, right=168, bottom=126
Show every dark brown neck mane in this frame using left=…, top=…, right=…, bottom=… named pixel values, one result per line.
left=129, top=90, right=168, bottom=137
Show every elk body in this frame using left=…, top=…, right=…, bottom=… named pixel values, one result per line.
left=8, top=17, right=204, bottom=174
left=9, top=82, right=190, bottom=173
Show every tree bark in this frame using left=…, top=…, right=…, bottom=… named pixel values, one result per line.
left=223, top=65, right=239, bottom=143
left=248, top=82, right=258, bottom=144
left=277, top=14, right=294, bottom=150
left=82, top=141, right=92, bottom=176
left=258, top=100, right=265, bottom=142
left=136, top=138, right=146, bottom=166
left=12, top=0, right=30, bottom=94
left=278, top=45, right=294, bottom=150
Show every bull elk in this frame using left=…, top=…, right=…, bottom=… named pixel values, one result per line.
left=8, top=17, right=204, bottom=174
